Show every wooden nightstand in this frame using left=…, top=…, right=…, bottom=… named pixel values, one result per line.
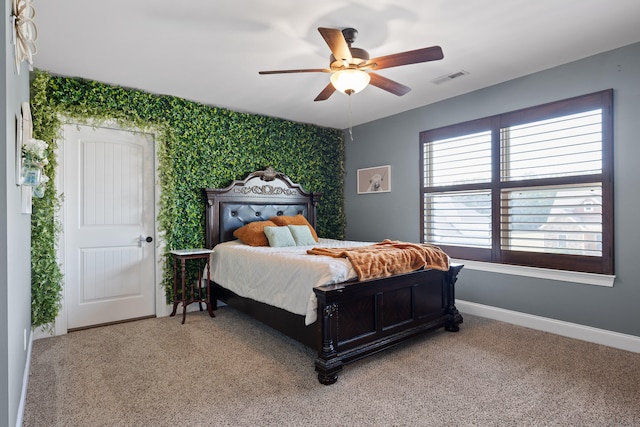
left=169, top=249, right=216, bottom=324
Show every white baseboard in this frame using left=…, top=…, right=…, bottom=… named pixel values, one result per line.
left=32, top=324, right=56, bottom=340
left=456, top=300, right=640, bottom=353
left=16, top=329, right=33, bottom=427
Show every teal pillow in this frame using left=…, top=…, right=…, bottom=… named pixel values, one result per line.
left=263, top=226, right=296, bottom=247
left=288, top=225, right=317, bottom=246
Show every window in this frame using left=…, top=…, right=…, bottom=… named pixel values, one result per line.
left=420, top=90, right=613, bottom=274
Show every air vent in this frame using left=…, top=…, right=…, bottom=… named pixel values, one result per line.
left=431, top=70, right=470, bottom=85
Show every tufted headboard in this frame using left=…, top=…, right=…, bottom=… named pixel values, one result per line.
left=203, top=167, right=322, bottom=248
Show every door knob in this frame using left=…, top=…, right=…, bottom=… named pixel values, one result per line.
left=139, top=235, right=153, bottom=246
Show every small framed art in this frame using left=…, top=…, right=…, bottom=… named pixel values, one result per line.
left=357, top=165, right=391, bottom=194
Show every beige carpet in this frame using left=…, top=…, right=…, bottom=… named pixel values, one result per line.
left=23, top=308, right=640, bottom=426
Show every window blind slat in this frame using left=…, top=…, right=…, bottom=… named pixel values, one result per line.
left=425, top=131, right=492, bottom=186
left=502, top=109, right=603, bottom=182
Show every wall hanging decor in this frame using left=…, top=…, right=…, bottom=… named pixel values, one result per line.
left=357, top=165, right=391, bottom=194
left=11, top=0, right=38, bottom=74
left=20, top=136, right=49, bottom=196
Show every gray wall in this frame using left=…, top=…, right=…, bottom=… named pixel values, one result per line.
left=345, top=42, right=640, bottom=337
left=2, top=1, right=33, bottom=425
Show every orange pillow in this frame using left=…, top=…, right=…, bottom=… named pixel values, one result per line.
left=269, top=214, right=318, bottom=241
left=232, top=220, right=277, bottom=246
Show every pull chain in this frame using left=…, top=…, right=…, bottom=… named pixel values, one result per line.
left=348, top=94, right=354, bottom=142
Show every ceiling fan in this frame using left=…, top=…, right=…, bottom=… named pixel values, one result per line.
left=259, top=27, right=444, bottom=101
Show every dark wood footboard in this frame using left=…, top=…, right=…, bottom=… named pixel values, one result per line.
left=313, top=264, right=463, bottom=384
left=211, top=263, right=463, bottom=385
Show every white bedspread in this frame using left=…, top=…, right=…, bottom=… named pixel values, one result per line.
left=210, top=238, right=373, bottom=325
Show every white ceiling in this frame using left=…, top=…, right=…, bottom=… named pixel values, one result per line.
left=33, top=0, right=640, bottom=129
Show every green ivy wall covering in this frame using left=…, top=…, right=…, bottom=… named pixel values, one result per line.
left=29, top=71, right=345, bottom=327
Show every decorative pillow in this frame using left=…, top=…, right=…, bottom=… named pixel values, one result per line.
left=288, top=225, right=317, bottom=246
left=232, top=220, right=276, bottom=246
left=269, top=214, right=319, bottom=241
left=263, top=226, right=297, bottom=247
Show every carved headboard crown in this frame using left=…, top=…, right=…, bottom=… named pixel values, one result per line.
left=253, top=166, right=284, bottom=182
left=204, top=168, right=322, bottom=248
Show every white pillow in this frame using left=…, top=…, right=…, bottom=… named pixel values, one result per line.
left=288, top=225, right=317, bottom=246
left=263, top=226, right=296, bottom=247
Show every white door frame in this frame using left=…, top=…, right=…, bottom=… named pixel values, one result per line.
left=49, top=119, right=168, bottom=336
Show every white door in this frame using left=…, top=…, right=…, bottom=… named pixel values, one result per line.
left=64, top=124, right=156, bottom=329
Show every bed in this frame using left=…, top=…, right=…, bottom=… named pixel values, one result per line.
left=204, top=167, right=463, bottom=384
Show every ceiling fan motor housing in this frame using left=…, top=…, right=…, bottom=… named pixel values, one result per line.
left=330, top=48, right=370, bottom=70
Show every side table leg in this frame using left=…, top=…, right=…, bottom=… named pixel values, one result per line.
left=206, top=259, right=215, bottom=318
left=170, top=301, right=179, bottom=317
left=170, top=256, right=179, bottom=317
left=197, top=267, right=203, bottom=312
left=181, top=258, right=187, bottom=324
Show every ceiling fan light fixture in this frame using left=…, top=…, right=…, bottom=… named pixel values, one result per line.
left=258, top=27, right=444, bottom=101
left=330, top=69, right=370, bottom=95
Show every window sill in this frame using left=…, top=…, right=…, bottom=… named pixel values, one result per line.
left=451, top=259, right=615, bottom=287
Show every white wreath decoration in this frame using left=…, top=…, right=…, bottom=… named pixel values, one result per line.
left=12, top=0, right=38, bottom=74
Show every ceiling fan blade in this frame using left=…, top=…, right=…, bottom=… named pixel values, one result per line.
left=367, top=46, right=443, bottom=70
left=259, top=68, right=330, bottom=75
left=314, top=82, right=336, bottom=101
left=318, top=27, right=352, bottom=62
left=368, top=72, right=411, bottom=96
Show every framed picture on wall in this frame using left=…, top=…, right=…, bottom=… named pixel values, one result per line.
left=357, top=165, right=391, bottom=194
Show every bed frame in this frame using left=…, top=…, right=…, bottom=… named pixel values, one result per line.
left=204, top=167, right=463, bottom=384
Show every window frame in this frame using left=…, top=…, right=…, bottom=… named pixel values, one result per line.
left=419, top=90, right=613, bottom=275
